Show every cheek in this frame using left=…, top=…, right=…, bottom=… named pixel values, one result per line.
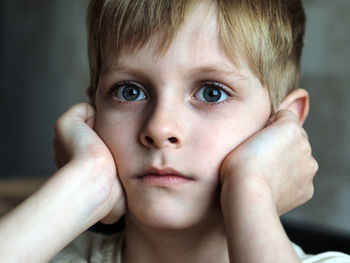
left=95, top=113, right=138, bottom=167
left=190, top=112, right=269, bottom=178
left=187, top=121, right=245, bottom=179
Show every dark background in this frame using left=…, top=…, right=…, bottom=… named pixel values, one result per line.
left=0, top=1, right=89, bottom=176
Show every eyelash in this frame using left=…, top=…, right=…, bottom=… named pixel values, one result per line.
left=108, top=80, right=233, bottom=105
left=193, top=81, right=233, bottom=106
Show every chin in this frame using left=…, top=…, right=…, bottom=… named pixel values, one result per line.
left=126, top=193, right=220, bottom=231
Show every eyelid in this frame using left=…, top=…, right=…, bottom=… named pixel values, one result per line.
left=110, top=81, right=147, bottom=93
left=196, top=80, right=233, bottom=96
left=109, top=80, right=142, bottom=93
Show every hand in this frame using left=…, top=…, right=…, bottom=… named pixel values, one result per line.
left=220, top=110, right=318, bottom=215
left=0, top=103, right=126, bottom=263
left=53, top=102, right=125, bottom=224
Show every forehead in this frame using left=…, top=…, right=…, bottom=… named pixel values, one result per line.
left=101, top=2, right=249, bottom=79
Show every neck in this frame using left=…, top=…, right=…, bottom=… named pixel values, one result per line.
left=122, top=213, right=229, bottom=263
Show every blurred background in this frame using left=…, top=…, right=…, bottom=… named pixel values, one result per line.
left=0, top=0, right=349, bottom=249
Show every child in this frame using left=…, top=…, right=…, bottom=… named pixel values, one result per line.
left=0, top=0, right=349, bottom=262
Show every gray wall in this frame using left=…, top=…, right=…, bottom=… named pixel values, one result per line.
left=283, top=0, right=350, bottom=234
left=0, top=1, right=349, bottom=233
left=0, top=0, right=89, bottom=176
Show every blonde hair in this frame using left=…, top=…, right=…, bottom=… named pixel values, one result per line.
left=86, top=0, right=306, bottom=111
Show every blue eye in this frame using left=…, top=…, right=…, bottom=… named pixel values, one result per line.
left=195, top=84, right=229, bottom=103
left=112, top=83, right=147, bottom=101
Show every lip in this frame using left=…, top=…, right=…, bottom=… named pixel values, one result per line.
left=136, top=167, right=194, bottom=186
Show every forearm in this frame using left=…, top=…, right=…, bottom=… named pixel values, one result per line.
left=0, top=161, right=120, bottom=263
left=221, top=178, right=300, bottom=263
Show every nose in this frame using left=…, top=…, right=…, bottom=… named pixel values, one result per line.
left=139, top=104, right=183, bottom=149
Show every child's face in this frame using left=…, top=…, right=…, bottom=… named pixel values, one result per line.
left=95, top=3, right=271, bottom=229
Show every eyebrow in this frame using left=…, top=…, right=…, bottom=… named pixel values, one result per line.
left=100, top=63, right=247, bottom=81
left=188, top=65, right=247, bottom=80
left=100, top=64, right=125, bottom=75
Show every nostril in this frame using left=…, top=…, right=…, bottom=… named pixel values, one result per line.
left=145, top=136, right=154, bottom=144
left=168, top=137, right=178, bottom=144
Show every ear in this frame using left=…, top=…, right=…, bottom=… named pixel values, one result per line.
left=277, top=89, right=309, bottom=126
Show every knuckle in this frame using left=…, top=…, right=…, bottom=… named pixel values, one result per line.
left=283, top=121, right=300, bottom=137
left=313, top=159, right=319, bottom=173
left=306, top=185, right=315, bottom=201
left=54, top=116, right=66, bottom=134
left=304, top=142, right=312, bottom=155
left=78, top=102, right=90, bottom=109
left=53, top=155, right=61, bottom=168
left=54, top=119, right=61, bottom=134
left=302, top=129, right=309, bottom=139
left=73, top=102, right=87, bottom=113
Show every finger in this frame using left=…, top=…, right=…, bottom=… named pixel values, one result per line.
left=311, top=157, right=319, bottom=176
left=53, top=103, right=97, bottom=162
left=63, top=102, right=96, bottom=126
left=55, top=103, right=96, bottom=142
left=301, top=128, right=309, bottom=140
left=272, top=109, right=299, bottom=124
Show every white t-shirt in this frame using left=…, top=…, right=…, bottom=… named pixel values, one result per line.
left=51, top=231, right=350, bottom=263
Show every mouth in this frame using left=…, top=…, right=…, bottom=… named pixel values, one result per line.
left=136, top=167, right=194, bottom=186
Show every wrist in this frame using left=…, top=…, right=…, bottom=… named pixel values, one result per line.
left=220, top=175, right=299, bottom=263
left=220, top=174, right=276, bottom=215
left=50, top=160, right=118, bottom=226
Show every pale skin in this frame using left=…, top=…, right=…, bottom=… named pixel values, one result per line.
left=0, top=2, right=317, bottom=263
